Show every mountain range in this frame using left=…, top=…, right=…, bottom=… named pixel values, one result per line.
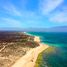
left=0, top=26, right=67, bottom=32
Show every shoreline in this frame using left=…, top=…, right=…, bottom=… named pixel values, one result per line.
left=11, top=35, right=49, bottom=67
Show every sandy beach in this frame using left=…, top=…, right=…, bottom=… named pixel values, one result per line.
left=11, top=36, right=49, bottom=67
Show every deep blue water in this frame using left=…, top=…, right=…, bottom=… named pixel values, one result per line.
left=28, top=32, right=67, bottom=67
left=28, top=32, right=67, bottom=47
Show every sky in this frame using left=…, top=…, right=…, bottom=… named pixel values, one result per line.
left=0, top=0, right=67, bottom=29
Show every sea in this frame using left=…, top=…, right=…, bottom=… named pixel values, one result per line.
left=28, top=32, right=67, bottom=67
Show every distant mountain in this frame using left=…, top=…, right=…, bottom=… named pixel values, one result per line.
left=47, top=26, right=67, bottom=32
left=0, top=28, right=47, bottom=32
left=0, top=26, right=67, bottom=32
left=26, top=26, right=67, bottom=32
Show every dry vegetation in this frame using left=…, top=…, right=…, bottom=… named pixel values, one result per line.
left=0, top=32, right=39, bottom=67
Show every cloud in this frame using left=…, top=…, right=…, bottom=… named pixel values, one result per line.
left=49, top=11, right=67, bottom=23
left=0, top=0, right=41, bottom=19
left=39, top=0, right=67, bottom=23
left=2, top=3, right=40, bottom=19
left=1, top=18, right=22, bottom=27
left=39, top=0, right=63, bottom=15
left=3, top=3, right=22, bottom=16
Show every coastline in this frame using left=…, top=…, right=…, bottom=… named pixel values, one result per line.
left=11, top=35, right=49, bottom=67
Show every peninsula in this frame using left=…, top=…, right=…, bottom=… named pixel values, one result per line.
left=0, top=32, right=49, bottom=67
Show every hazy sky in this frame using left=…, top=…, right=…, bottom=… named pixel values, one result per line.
left=0, top=0, right=67, bottom=29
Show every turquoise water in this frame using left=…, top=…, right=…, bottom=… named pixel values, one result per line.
left=28, top=32, right=67, bottom=67
left=28, top=32, right=67, bottom=47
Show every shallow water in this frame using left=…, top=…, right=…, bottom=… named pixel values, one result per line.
left=28, top=32, right=67, bottom=67
left=40, top=47, right=67, bottom=67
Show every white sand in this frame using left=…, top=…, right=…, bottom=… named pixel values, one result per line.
left=11, top=36, right=49, bottom=67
